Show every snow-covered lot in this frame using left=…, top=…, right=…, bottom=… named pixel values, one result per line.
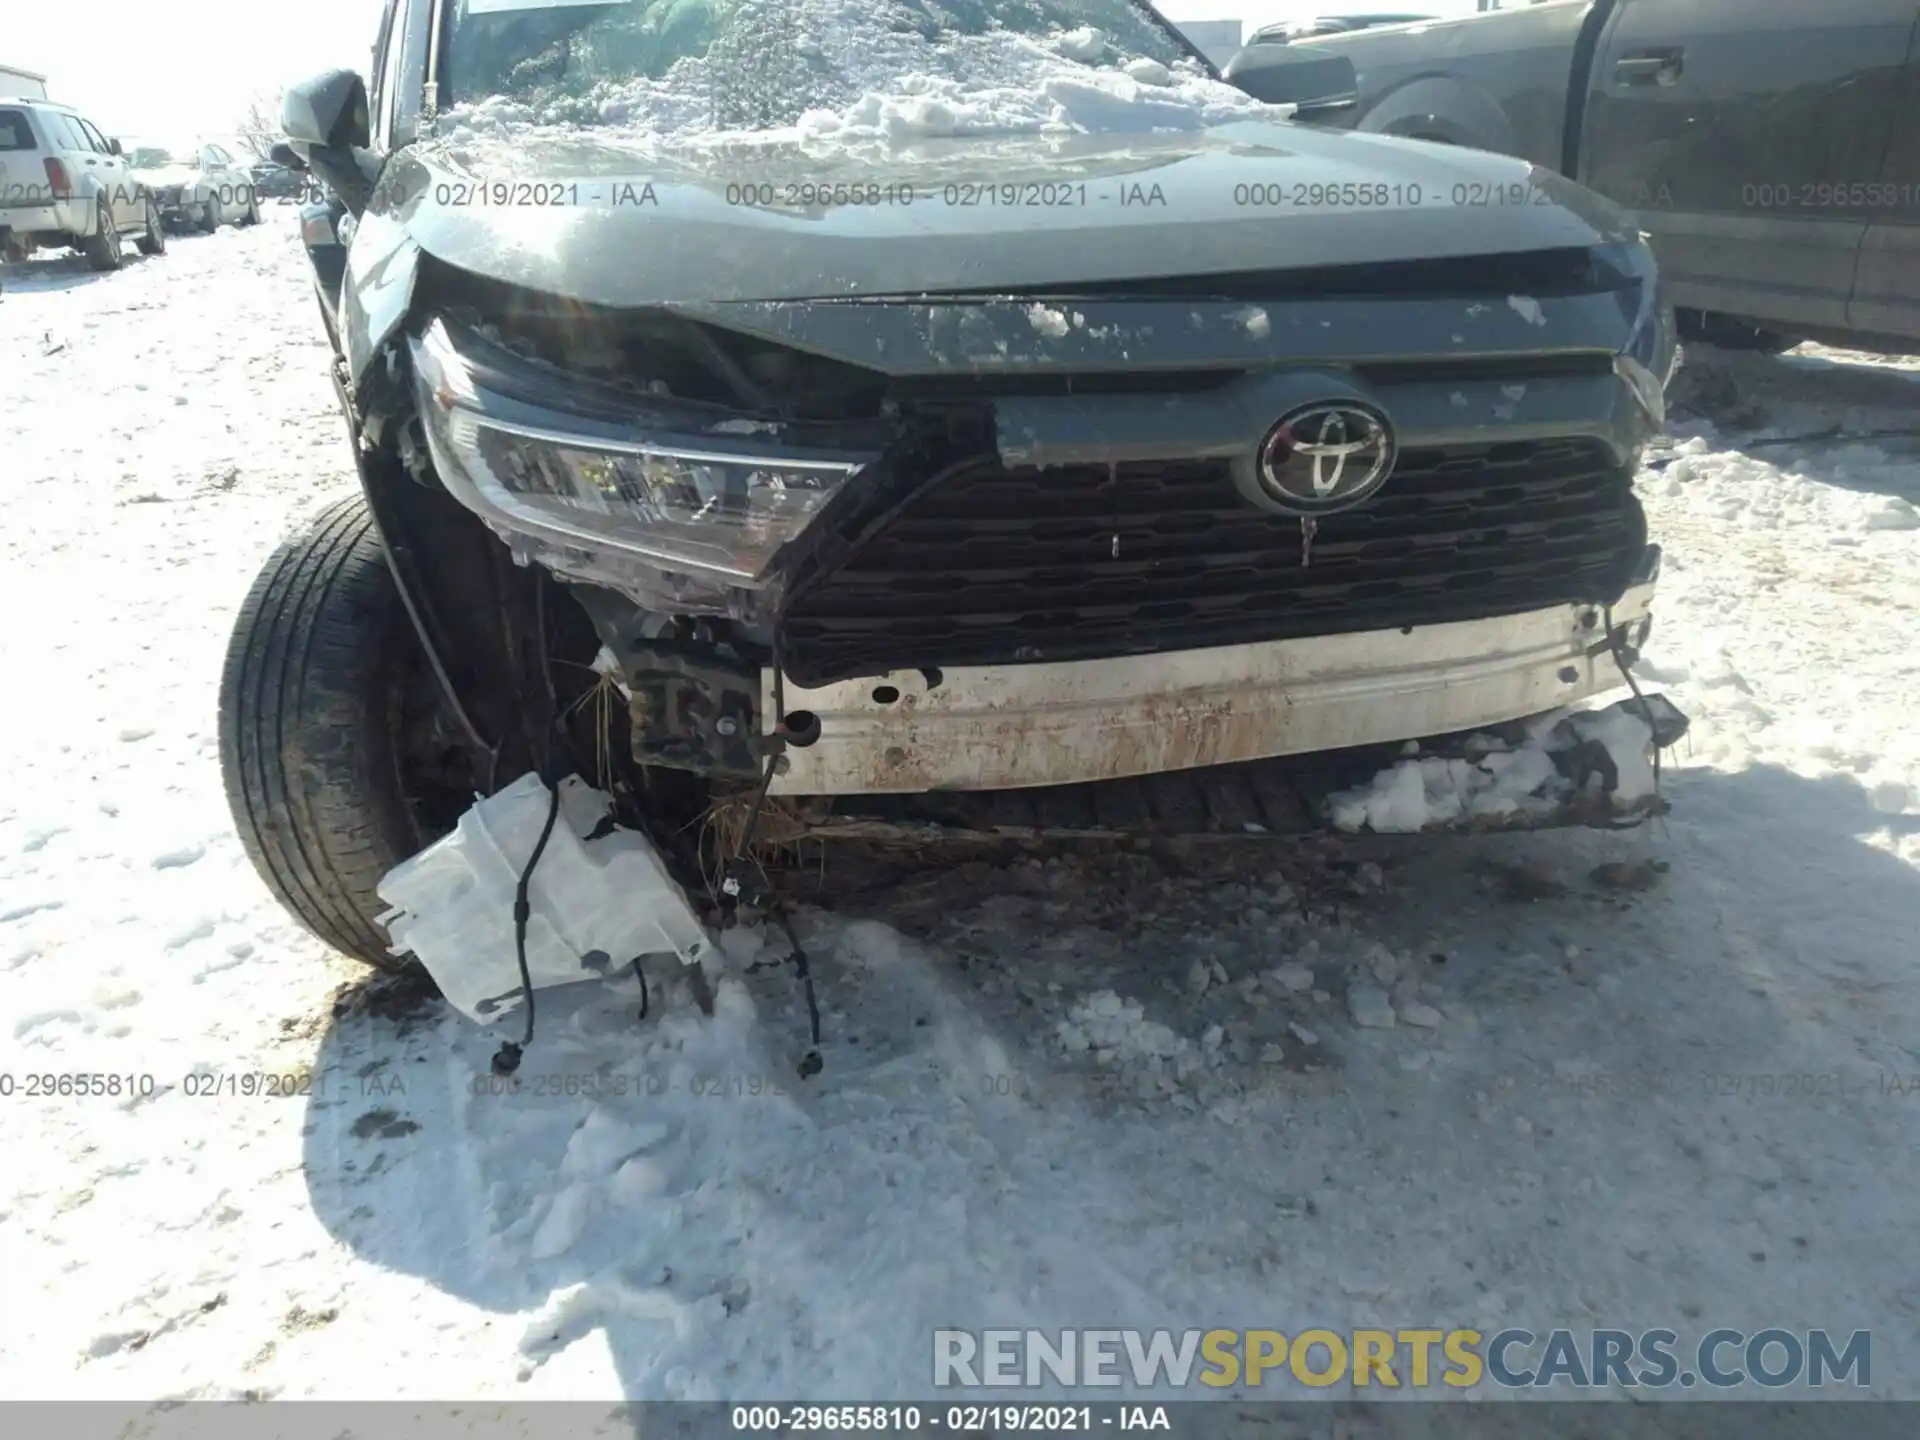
left=2, top=215, right=1918, bottom=1402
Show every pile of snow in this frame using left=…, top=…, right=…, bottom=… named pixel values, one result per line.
left=1327, top=706, right=1657, bottom=835
left=1055, top=990, right=1190, bottom=1063
left=1054, top=991, right=1222, bottom=1099
left=430, top=0, right=1277, bottom=152
left=1634, top=356, right=1920, bottom=801
left=1654, top=431, right=1920, bottom=537
left=1329, top=746, right=1561, bottom=835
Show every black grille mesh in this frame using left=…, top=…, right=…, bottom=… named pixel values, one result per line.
left=780, top=438, right=1645, bottom=685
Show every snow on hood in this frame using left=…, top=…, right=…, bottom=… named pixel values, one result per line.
left=427, top=1, right=1280, bottom=161
left=130, top=163, right=200, bottom=187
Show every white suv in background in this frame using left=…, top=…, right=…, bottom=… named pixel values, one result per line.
left=127, top=140, right=261, bottom=232
left=0, top=98, right=164, bottom=270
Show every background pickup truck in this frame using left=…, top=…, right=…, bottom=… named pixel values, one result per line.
left=1226, top=0, right=1920, bottom=354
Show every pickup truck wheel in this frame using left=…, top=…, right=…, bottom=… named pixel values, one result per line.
left=134, top=198, right=166, bottom=256
left=219, top=494, right=471, bottom=971
left=81, top=201, right=125, bottom=271
left=1678, top=309, right=1802, bottom=355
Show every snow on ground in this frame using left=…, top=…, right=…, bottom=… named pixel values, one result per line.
left=3, top=218, right=1920, bottom=1404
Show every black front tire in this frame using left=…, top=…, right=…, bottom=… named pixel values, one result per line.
left=219, top=494, right=441, bottom=970
left=81, top=201, right=124, bottom=271
left=199, top=193, right=220, bottom=233
left=134, top=199, right=166, bottom=256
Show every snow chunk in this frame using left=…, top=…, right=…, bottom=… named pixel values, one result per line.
left=612, top=1154, right=669, bottom=1203
left=1347, top=985, right=1396, bottom=1029
left=1864, top=498, right=1919, bottom=531
left=1026, top=303, right=1071, bottom=338
left=717, top=924, right=769, bottom=967
left=1052, top=27, right=1110, bottom=62
left=530, top=1186, right=597, bottom=1260
left=1507, top=295, right=1547, bottom=327
left=1870, top=780, right=1912, bottom=815
left=1398, top=1000, right=1444, bottom=1029
left=1330, top=762, right=1430, bottom=835
left=589, top=645, right=634, bottom=699
left=1267, top=963, right=1314, bottom=993
left=1057, top=990, right=1189, bottom=1062
left=561, top=1109, right=654, bottom=1181
left=1326, top=701, right=1663, bottom=834
left=1231, top=306, right=1272, bottom=339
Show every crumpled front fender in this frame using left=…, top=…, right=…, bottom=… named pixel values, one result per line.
left=340, top=206, right=421, bottom=394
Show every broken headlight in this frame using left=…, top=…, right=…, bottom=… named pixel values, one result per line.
left=409, top=317, right=880, bottom=615
left=1594, top=238, right=1677, bottom=419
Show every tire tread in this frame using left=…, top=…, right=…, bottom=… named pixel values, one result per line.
left=218, top=494, right=422, bottom=969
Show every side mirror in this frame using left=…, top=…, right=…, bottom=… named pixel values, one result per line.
left=283, top=68, right=371, bottom=152
left=282, top=68, right=375, bottom=216
left=268, top=140, right=309, bottom=173
left=108, top=137, right=124, bottom=155
left=1223, top=49, right=1361, bottom=113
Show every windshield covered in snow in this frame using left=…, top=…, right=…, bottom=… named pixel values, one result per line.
left=441, top=0, right=1243, bottom=139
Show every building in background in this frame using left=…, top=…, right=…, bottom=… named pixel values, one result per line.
left=1175, top=19, right=1245, bottom=68
left=0, top=64, right=49, bottom=100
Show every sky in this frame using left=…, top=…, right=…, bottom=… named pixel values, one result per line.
left=5, top=0, right=387, bottom=144
left=4, top=0, right=1490, bottom=143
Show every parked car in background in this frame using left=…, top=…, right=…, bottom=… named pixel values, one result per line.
left=127, top=141, right=260, bottom=231
left=0, top=98, right=163, bottom=269
left=249, top=161, right=306, bottom=200
left=1227, top=0, right=1920, bottom=355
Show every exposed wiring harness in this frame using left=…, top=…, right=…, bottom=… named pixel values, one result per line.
left=491, top=570, right=567, bottom=1077
left=719, top=654, right=824, bottom=1078
left=491, top=770, right=562, bottom=1077
left=488, top=575, right=792, bottom=1075
left=1603, top=604, right=1664, bottom=824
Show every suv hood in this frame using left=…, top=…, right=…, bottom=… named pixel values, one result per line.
left=132, top=163, right=199, bottom=188
left=381, top=121, right=1640, bottom=307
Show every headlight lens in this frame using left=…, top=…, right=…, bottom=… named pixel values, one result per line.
left=446, top=413, right=860, bottom=583
left=410, top=318, right=879, bottom=612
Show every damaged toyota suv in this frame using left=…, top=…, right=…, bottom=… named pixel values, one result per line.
left=223, top=0, right=1685, bottom=985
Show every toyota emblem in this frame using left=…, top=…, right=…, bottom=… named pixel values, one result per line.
left=1256, top=401, right=1397, bottom=516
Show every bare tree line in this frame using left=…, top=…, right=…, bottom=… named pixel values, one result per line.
left=232, top=86, right=285, bottom=162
